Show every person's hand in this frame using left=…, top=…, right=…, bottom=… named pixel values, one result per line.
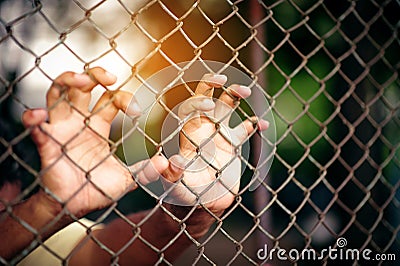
left=22, top=67, right=168, bottom=217
left=161, top=74, right=269, bottom=213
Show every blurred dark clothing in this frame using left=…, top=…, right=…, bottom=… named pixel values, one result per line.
left=0, top=116, right=39, bottom=192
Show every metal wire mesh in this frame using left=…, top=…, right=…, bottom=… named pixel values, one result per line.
left=0, top=0, right=399, bottom=265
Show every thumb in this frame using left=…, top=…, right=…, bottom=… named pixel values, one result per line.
left=128, top=155, right=169, bottom=186
left=22, top=109, right=49, bottom=148
left=161, top=154, right=187, bottom=183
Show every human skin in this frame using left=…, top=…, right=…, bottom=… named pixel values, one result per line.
left=0, top=68, right=268, bottom=264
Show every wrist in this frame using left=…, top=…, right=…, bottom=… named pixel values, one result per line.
left=163, top=203, right=222, bottom=239
left=30, top=190, right=73, bottom=233
left=0, top=190, right=71, bottom=259
left=33, top=189, right=62, bottom=218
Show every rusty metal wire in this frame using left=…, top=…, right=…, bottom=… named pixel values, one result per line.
left=0, top=0, right=399, bottom=265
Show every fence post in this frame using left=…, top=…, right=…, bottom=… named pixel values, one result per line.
left=249, top=0, right=273, bottom=257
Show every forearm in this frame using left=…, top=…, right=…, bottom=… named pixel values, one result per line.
left=71, top=204, right=221, bottom=265
left=0, top=190, right=70, bottom=260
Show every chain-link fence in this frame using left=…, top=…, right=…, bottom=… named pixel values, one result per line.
left=0, top=0, right=399, bottom=265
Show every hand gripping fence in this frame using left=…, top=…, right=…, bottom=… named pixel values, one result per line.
left=0, top=0, right=399, bottom=265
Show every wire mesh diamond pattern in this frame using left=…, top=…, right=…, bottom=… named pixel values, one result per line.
left=0, top=0, right=399, bottom=265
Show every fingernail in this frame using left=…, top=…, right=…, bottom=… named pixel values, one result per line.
left=31, top=108, right=48, bottom=120
left=203, top=74, right=227, bottom=87
left=229, top=84, right=251, bottom=98
left=257, top=120, right=270, bottom=131
left=235, top=85, right=251, bottom=98
left=73, top=73, right=92, bottom=84
left=200, top=98, right=215, bottom=109
left=170, top=155, right=186, bottom=173
left=169, top=163, right=181, bottom=174
left=127, top=101, right=141, bottom=116
left=105, top=70, right=117, bottom=80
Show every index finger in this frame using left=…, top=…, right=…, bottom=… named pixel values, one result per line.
left=47, top=67, right=117, bottom=122
left=67, top=67, right=117, bottom=109
left=194, top=73, right=228, bottom=96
